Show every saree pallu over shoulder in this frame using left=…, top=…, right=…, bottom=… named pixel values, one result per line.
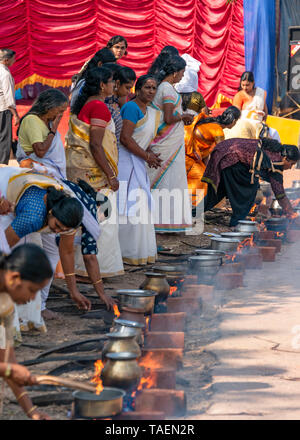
left=6, top=170, right=64, bottom=205
left=66, top=114, right=118, bottom=191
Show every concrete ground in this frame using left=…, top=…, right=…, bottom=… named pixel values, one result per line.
left=195, top=239, right=300, bottom=420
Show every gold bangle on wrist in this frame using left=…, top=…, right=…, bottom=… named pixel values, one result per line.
left=4, top=363, right=11, bottom=378
left=65, top=273, right=75, bottom=277
left=27, top=405, right=37, bottom=416
left=17, top=391, right=28, bottom=401
left=92, top=279, right=103, bottom=286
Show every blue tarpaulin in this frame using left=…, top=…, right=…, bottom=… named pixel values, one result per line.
left=244, top=0, right=276, bottom=111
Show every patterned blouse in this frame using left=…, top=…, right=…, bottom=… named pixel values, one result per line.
left=11, top=182, right=98, bottom=255
left=202, top=138, right=286, bottom=200
left=105, top=95, right=123, bottom=149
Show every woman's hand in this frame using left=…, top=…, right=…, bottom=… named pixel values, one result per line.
left=51, top=113, right=63, bottom=132
left=146, top=151, right=162, bottom=169
left=181, top=113, right=194, bottom=125
left=108, top=175, right=119, bottom=192
left=99, top=292, right=117, bottom=311
left=70, top=290, right=91, bottom=311
left=0, top=197, right=14, bottom=215
left=30, top=409, right=52, bottom=420
left=8, top=364, right=37, bottom=387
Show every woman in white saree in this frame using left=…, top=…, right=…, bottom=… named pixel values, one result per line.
left=118, top=75, right=161, bottom=265
left=146, top=55, right=194, bottom=233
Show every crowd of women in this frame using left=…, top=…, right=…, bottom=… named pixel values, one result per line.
left=0, top=35, right=300, bottom=419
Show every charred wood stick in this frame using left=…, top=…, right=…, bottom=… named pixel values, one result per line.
left=34, top=375, right=96, bottom=393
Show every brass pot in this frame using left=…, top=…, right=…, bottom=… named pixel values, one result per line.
left=112, top=318, right=145, bottom=346
left=139, top=272, right=170, bottom=304
left=102, top=331, right=141, bottom=361
left=73, top=388, right=125, bottom=419
left=102, top=352, right=142, bottom=391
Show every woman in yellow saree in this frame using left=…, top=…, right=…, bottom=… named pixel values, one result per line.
left=185, top=106, right=241, bottom=207
left=66, top=66, right=124, bottom=278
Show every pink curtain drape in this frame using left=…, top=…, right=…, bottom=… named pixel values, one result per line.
left=1, top=0, right=245, bottom=105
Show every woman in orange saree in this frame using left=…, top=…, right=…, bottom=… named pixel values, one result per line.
left=185, top=106, right=241, bottom=207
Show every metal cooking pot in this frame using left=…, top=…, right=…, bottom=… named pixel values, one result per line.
left=259, top=181, right=272, bottom=197
left=139, top=272, right=170, bottom=304
left=235, top=220, right=259, bottom=233
left=151, top=265, right=186, bottom=281
left=221, top=231, right=252, bottom=241
left=210, top=236, right=241, bottom=253
left=116, top=289, right=157, bottom=314
left=194, top=249, right=226, bottom=264
left=265, top=217, right=288, bottom=232
left=102, top=352, right=142, bottom=391
left=269, top=199, right=283, bottom=217
left=73, top=387, right=125, bottom=419
left=102, top=331, right=141, bottom=361
left=112, top=318, right=145, bottom=346
left=188, top=255, right=222, bottom=284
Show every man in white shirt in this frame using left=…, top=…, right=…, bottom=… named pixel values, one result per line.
left=0, top=49, right=20, bottom=164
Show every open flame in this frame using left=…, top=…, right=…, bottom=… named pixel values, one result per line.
left=113, top=304, right=120, bottom=318
left=139, top=351, right=163, bottom=369
left=236, top=235, right=255, bottom=253
left=276, top=232, right=284, bottom=238
left=287, top=211, right=299, bottom=220
left=145, top=316, right=150, bottom=331
left=249, top=204, right=257, bottom=214
left=169, top=286, right=178, bottom=296
left=91, top=360, right=104, bottom=395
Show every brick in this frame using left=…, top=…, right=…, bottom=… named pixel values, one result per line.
left=145, top=331, right=184, bottom=349
left=257, top=239, right=282, bottom=253
left=235, top=252, right=263, bottom=269
left=140, top=348, right=183, bottom=369
left=167, top=296, right=202, bottom=314
left=220, top=262, right=245, bottom=273
left=150, top=313, right=186, bottom=332
left=254, top=231, right=276, bottom=240
left=258, top=246, right=276, bottom=262
left=215, top=273, right=244, bottom=290
left=135, top=389, right=186, bottom=417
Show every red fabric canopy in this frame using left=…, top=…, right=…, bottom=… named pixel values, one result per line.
left=2, top=0, right=245, bottom=106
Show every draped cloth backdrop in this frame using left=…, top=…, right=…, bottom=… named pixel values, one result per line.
left=1, top=0, right=275, bottom=107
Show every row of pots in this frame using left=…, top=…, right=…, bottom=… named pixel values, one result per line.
left=74, top=288, right=157, bottom=418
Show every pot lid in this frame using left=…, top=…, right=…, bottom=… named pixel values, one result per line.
left=106, top=330, right=137, bottom=339
left=116, top=289, right=157, bottom=297
left=194, top=249, right=225, bottom=256
left=188, top=255, right=222, bottom=262
left=143, top=272, right=167, bottom=277
left=113, top=318, right=145, bottom=328
left=221, top=232, right=252, bottom=238
left=237, top=220, right=258, bottom=225
left=73, top=388, right=126, bottom=401
left=210, top=237, right=240, bottom=243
